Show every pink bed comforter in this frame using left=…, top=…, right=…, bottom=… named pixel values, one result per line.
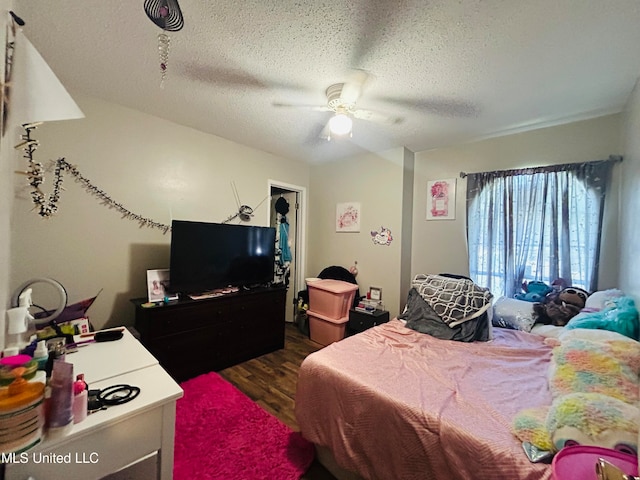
left=295, top=319, right=553, bottom=480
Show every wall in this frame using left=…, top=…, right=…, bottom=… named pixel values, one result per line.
left=619, top=78, right=640, bottom=303
left=399, top=147, right=415, bottom=309
left=1, top=3, right=14, bottom=351
left=412, top=114, right=623, bottom=291
left=308, top=147, right=408, bottom=318
left=10, top=95, right=309, bottom=329
left=617, top=73, right=640, bottom=480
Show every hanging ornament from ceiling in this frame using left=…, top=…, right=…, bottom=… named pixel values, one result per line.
left=143, top=0, right=184, bottom=87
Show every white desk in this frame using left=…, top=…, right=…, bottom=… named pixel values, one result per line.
left=3, top=329, right=183, bottom=480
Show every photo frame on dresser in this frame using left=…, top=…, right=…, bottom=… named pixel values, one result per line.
left=146, top=269, right=177, bottom=302
left=369, top=286, right=382, bottom=301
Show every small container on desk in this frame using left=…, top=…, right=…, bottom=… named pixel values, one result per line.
left=348, top=308, right=390, bottom=335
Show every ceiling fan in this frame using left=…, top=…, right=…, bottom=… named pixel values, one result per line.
left=273, top=70, right=403, bottom=141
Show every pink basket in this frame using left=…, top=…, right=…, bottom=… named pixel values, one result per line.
left=552, top=445, right=638, bottom=480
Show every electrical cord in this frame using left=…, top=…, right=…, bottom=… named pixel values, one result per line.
left=98, top=384, right=141, bottom=405
left=88, top=384, right=141, bottom=413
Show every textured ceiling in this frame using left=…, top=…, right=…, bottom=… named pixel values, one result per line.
left=14, top=1, right=640, bottom=163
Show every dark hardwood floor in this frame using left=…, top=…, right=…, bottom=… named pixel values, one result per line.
left=219, top=323, right=337, bottom=480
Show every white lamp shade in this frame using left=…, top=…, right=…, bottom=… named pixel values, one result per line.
left=328, top=113, right=353, bottom=136
left=8, top=29, right=84, bottom=127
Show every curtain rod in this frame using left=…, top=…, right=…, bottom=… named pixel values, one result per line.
left=459, top=155, right=623, bottom=179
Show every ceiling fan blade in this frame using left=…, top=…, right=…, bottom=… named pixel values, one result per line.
left=353, top=108, right=402, bottom=125
left=272, top=102, right=331, bottom=112
left=339, top=69, right=370, bottom=105
left=376, top=96, right=479, bottom=118
left=180, top=63, right=308, bottom=91
left=350, top=1, right=405, bottom=67
left=303, top=121, right=331, bottom=146
left=319, top=121, right=331, bottom=140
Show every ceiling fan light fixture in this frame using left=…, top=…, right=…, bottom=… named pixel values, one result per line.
left=328, top=113, right=353, bottom=136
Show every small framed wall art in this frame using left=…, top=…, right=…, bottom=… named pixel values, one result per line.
left=336, top=202, right=361, bottom=232
left=426, top=178, right=456, bottom=220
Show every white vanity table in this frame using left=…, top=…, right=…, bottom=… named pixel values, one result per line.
left=2, top=328, right=183, bottom=480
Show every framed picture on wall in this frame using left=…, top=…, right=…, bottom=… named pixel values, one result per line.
left=336, top=202, right=361, bottom=232
left=426, top=178, right=456, bottom=220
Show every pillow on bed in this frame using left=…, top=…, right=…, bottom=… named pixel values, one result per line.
left=557, top=327, right=637, bottom=344
left=530, top=324, right=564, bottom=339
left=584, top=289, right=624, bottom=311
left=492, top=297, right=537, bottom=332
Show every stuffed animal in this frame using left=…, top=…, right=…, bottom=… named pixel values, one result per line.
left=547, top=392, right=639, bottom=455
left=513, top=332, right=640, bottom=457
left=514, top=281, right=553, bottom=302
left=533, top=286, right=589, bottom=326
left=514, top=394, right=640, bottom=456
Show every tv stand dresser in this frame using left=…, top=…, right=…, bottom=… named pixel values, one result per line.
left=133, top=287, right=286, bottom=382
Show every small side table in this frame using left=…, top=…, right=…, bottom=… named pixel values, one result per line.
left=348, top=309, right=390, bottom=335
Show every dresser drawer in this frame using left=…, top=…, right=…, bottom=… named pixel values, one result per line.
left=4, top=397, right=163, bottom=480
left=136, top=300, right=231, bottom=338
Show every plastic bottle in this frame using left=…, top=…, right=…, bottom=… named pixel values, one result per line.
left=46, top=359, right=74, bottom=438
left=33, top=340, right=49, bottom=371
left=73, top=373, right=88, bottom=424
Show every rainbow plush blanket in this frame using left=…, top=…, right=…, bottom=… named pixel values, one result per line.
left=550, top=337, right=639, bottom=403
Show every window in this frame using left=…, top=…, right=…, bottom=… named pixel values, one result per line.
left=465, top=160, right=616, bottom=298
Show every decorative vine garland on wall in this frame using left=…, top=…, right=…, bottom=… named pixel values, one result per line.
left=15, top=124, right=171, bottom=234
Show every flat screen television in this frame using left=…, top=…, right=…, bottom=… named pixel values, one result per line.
left=169, top=220, right=276, bottom=294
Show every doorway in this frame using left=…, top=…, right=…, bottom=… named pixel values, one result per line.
left=268, top=181, right=306, bottom=323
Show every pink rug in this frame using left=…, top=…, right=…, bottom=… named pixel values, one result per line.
left=174, top=372, right=315, bottom=480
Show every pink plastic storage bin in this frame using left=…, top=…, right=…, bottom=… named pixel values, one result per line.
left=552, top=445, right=638, bottom=480
left=308, top=310, right=349, bottom=346
left=307, top=279, right=358, bottom=320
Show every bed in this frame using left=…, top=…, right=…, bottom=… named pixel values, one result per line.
left=294, top=318, right=553, bottom=480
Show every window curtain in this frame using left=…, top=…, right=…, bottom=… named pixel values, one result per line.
left=465, top=159, right=617, bottom=298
